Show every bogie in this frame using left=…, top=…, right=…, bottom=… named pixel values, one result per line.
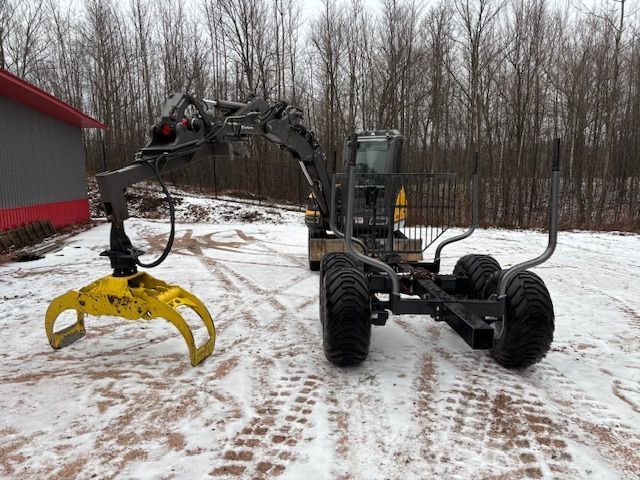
left=453, top=254, right=554, bottom=368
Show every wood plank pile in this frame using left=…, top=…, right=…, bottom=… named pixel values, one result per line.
left=0, top=220, right=57, bottom=253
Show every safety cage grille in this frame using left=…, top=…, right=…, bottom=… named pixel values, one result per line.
left=331, top=172, right=458, bottom=256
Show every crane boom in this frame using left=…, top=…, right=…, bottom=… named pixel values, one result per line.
left=95, top=92, right=333, bottom=276
left=97, top=93, right=331, bottom=227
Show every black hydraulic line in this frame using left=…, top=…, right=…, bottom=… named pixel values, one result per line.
left=126, top=95, right=257, bottom=230
left=135, top=159, right=176, bottom=269
left=96, top=93, right=337, bottom=276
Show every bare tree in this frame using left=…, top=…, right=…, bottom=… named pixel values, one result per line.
left=2, top=0, right=639, bottom=229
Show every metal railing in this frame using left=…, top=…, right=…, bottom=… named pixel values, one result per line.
left=332, top=172, right=458, bottom=258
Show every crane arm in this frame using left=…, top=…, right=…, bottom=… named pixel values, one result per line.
left=95, top=92, right=332, bottom=276
left=98, top=93, right=331, bottom=226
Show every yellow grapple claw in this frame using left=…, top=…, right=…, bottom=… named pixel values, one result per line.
left=44, top=272, right=216, bottom=366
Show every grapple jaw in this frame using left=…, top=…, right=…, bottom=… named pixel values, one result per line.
left=45, top=272, right=216, bottom=366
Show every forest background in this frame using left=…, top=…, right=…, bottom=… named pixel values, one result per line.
left=1, top=0, right=638, bottom=230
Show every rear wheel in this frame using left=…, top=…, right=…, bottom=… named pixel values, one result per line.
left=454, top=254, right=554, bottom=368
left=321, top=266, right=371, bottom=366
left=453, top=254, right=501, bottom=297
left=489, top=272, right=554, bottom=369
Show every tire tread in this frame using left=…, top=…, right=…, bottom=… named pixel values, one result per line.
left=321, top=266, right=371, bottom=366
left=491, top=271, right=555, bottom=369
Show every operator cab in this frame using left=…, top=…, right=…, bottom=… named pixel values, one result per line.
left=305, top=129, right=405, bottom=232
left=340, top=130, right=405, bottom=174
left=335, top=130, right=407, bottom=242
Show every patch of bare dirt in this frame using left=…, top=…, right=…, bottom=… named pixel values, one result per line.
left=51, top=459, right=87, bottom=480
left=577, top=420, right=640, bottom=476
left=612, top=379, right=640, bottom=413
left=167, top=432, right=186, bottom=451
left=0, top=430, right=34, bottom=476
left=212, top=356, right=239, bottom=379
left=145, top=229, right=250, bottom=257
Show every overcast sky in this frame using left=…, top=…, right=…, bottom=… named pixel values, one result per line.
left=54, top=0, right=617, bottom=26
left=300, top=0, right=381, bottom=21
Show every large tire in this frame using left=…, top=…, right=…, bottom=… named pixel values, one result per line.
left=490, top=271, right=554, bottom=369
left=321, top=266, right=371, bottom=366
left=320, top=252, right=359, bottom=276
left=453, top=254, right=501, bottom=298
left=319, top=253, right=360, bottom=321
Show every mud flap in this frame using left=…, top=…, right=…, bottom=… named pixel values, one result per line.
left=44, top=272, right=216, bottom=366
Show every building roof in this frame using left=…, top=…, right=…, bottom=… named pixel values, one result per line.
left=0, top=68, right=108, bottom=130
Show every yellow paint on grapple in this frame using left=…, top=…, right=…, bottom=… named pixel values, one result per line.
left=45, top=272, right=216, bottom=366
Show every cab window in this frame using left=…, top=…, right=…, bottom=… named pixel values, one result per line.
left=355, top=141, right=388, bottom=173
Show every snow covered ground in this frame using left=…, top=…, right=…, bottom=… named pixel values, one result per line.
left=1, top=202, right=639, bottom=479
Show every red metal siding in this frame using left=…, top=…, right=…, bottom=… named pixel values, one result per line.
left=0, top=199, right=90, bottom=231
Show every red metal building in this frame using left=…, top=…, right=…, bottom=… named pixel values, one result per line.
left=0, top=69, right=107, bottom=231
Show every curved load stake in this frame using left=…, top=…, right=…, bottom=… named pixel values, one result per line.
left=45, top=272, right=216, bottom=366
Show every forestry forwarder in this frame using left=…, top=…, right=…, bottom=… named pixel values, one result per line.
left=45, top=92, right=560, bottom=370
left=44, top=93, right=403, bottom=366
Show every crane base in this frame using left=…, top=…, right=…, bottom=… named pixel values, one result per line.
left=44, top=272, right=216, bottom=366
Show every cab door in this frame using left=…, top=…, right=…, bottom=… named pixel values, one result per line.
left=387, top=137, right=404, bottom=173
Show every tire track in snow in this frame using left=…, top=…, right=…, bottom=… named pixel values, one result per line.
left=465, top=361, right=579, bottom=479
left=206, top=317, right=323, bottom=476
left=383, top=309, right=640, bottom=479
left=394, top=318, right=583, bottom=479
left=620, top=305, right=640, bottom=330
left=430, top=359, right=578, bottom=479
left=177, top=229, right=326, bottom=478
left=317, top=320, right=434, bottom=479
left=211, top=367, right=321, bottom=478
left=321, top=365, right=405, bottom=479
left=535, top=363, right=640, bottom=477
left=394, top=319, right=483, bottom=476
left=580, top=285, right=640, bottom=348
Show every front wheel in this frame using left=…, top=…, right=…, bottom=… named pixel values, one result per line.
left=320, top=252, right=359, bottom=276
left=490, top=271, right=555, bottom=369
left=321, top=266, right=371, bottom=366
